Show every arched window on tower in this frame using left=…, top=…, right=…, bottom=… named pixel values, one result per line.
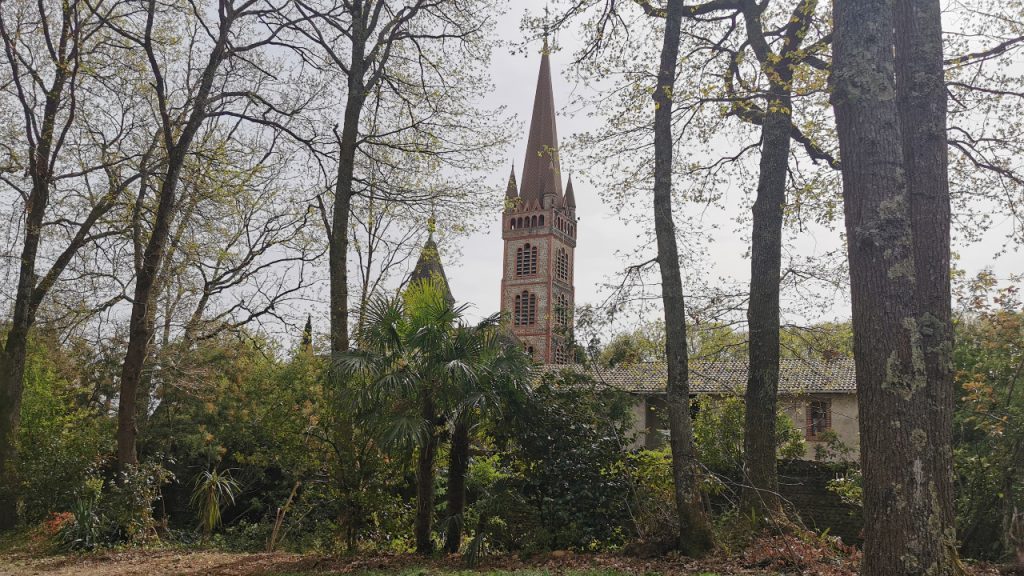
left=556, top=293, right=570, bottom=327
left=554, top=342, right=570, bottom=364
left=513, top=291, right=537, bottom=326
left=539, top=215, right=545, bottom=226
left=531, top=215, right=538, bottom=227
left=556, top=248, right=569, bottom=282
left=515, top=243, right=538, bottom=276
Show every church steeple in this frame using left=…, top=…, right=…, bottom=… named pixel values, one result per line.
left=505, top=165, right=518, bottom=200
left=499, top=45, right=577, bottom=365
left=519, top=43, right=562, bottom=208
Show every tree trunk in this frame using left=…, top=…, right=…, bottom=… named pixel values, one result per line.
left=330, top=115, right=357, bottom=354
left=894, top=0, right=959, bottom=570
left=414, top=396, right=438, bottom=555
left=742, top=86, right=792, bottom=520
left=0, top=329, right=31, bottom=529
left=0, top=37, right=71, bottom=525
left=652, top=0, right=714, bottom=557
left=114, top=4, right=234, bottom=470
left=330, top=27, right=367, bottom=354
left=0, top=196, right=46, bottom=529
left=444, top=419, right=470, bottom=554
left=117, top=157, right=185, bottom=468
left=832, top=0, right=958, bottom=573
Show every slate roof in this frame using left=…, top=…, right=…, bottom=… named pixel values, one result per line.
left=408, top=236, right=455, bottom=306
left=537, top=358, right=857, bottom=395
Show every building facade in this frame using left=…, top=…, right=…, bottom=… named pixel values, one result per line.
left=541, top=358, right=860, bottom=461
left=500, top=44, right=577, bottom=364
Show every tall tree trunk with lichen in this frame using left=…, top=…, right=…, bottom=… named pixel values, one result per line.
left=832, top=0, right=959, bottom=573
left=652, top=0, right=714, bottom=557
left=894, top=0, right=959, bottom=571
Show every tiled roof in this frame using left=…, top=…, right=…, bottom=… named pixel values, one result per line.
left=537, top=358, right=856, bottom=395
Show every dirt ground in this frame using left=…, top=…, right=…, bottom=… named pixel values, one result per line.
left=0, top=548, right=827, bottom=576
left=0, top=548, right=1014, bottom=576
left=0, top=549, right=327, bottom=576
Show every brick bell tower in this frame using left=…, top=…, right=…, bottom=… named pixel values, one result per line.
left=500, top=40, right=577, bottom=364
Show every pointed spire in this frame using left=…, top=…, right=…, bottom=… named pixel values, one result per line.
left=301, top=314, right=313, bottom=350
left=408, top=220, right=454, bottom=305
left=564, top=174, right=576, bottom=209
left=519, top=42, right=562, bottom=207
left=505, top=165, right=518, bottom=199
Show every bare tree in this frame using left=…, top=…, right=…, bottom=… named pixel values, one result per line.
left=97, top=0, right=308, bottom=468
left=652, top=0, right=715, bottom=556
left=284, top=0, right=507, bottom=355
left=0, top=0, right=143, bottom=527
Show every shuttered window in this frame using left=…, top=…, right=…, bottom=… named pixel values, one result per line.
left=806, top=399, right=832, bottom=439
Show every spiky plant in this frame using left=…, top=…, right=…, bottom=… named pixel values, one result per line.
left=190, top=468, right=240, bottom=542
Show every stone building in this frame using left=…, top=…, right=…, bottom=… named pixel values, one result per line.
left=540, top=359, right=859, bottom=460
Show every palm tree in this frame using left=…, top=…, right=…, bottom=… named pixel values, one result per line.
left=191, top=468, right=241, bottom=543
left=439, top=317, right=532, bottom=553
left=335, top=279, right=533, bottom=555
left=334, top=278, right=469, bottom=555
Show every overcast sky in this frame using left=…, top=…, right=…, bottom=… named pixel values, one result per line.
left=439, top=0, right=1023, bottom=328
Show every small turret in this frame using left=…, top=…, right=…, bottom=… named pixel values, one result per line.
left=408, top=216, right=454, bottom=305
left=564, top=174, right=576, bottom=210
left=505, top=166, right=518, bottom=201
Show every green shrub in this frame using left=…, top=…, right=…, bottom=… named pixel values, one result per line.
left=17, top=338, right=113, bottom=524
left=54, top=463, right=171, bottom=550
left=692, top=396, right=806, bottom=476
left=474, top=371, right=636, bottom=552
left=951, top=283, right=1024, bottom=562
left=212, top=519, right=273, bottom=552
left=56, top=479, right=104, bottom=551
left=812, top=430, right=856, bottom=464
left=191, top=468, right=241, bottom=541
left=623, top=447, right=677, bottom=547
left=104, top=462, right=173, bottom=545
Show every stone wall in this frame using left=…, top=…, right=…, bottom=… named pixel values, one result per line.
left=630, top=396, right=864, bottom=543
left=778, top=459, right=863, bottom=544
